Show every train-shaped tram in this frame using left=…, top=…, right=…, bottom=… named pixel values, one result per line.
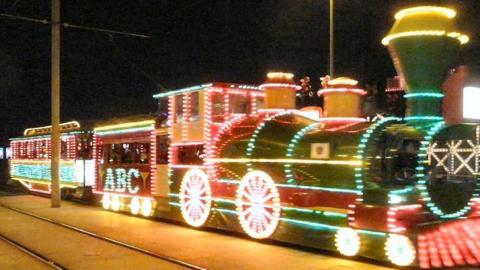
left=8, top=6, right=480, bottom=269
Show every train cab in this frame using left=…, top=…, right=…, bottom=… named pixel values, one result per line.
left=153, top=83, right=265, bottom=169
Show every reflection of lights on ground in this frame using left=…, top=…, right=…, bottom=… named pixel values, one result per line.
left=236, top=170, right=281, bottom=239
left=180, top=169, right=212, bottom=227
left=385, top=234, right=416, bottom=266
left=335, top=228, right=360, bottom=256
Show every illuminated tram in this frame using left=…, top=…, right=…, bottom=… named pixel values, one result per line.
left=9, top=5, right=480, bottom=269
left=9, top=121, right=94, bottom=195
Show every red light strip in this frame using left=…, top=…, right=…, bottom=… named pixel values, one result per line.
left=150, top=129, right=156, bottom=196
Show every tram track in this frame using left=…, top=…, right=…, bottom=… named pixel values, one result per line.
left=0, top=231, right=66, bottom=270
left=0, top=203, right=207, bottom=270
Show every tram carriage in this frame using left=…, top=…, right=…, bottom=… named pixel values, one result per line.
left=9, top=5, right=480, bottom=269
left=9, top=121, right=94, bottom=195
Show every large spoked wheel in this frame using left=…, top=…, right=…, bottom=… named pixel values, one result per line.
left=236, top=170, right=281, bottom=239
left=179, top=168, right=212, bottom=227
left=385, top=234, right=416, bottom=267
left=335, top=228, right=361, bottom=256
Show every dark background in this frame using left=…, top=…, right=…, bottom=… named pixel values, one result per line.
left=0, top=0, right=478, bottom=145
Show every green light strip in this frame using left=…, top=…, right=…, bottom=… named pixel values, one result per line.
left=284, top=123, right=321, bottom=184
left=404, top=116, right=444, bottom=121
left=404, top=92, right=444, bottom=98
left=10, top=131, right=83, bottom=141
left=169, top=193, right=348, bottom=217
left=215, top=179, right=361, bottom=194
left=169, top=202, right=384, bottom=236
left=152, top=83, right=213, bottom=99
left=280, top=217, right=339, bottom=231
left=245, top=112, right=288, bottom=171
left=355, top=117, right=402, bottom=202
left=389, top=186, right=414, bottom=195
left=95, top=126, right=154, bottom=136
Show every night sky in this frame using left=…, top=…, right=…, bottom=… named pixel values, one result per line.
left=0, top=0, right=479, bottom=144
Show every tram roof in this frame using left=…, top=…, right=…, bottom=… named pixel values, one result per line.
left=152, top=82, right=261, bottom=99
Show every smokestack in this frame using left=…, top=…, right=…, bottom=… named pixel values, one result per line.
left=317, top=77, right=366, bottom=118
left=260, top=72, right=299, bottom=110
left=382, top=6, right=469, bottom=119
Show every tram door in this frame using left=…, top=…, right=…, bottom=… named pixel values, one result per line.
left=155, top=131, right=170, bottom=208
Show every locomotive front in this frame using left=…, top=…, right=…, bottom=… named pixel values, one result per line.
left=210, top=6, right=480, bottom=268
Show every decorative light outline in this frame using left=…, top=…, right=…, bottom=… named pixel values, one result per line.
left=259, top=83, right=301, bottom=90
left=141, top=198, right=153, bottom=217
left=102, top=193, right=111, bottom=210
left=394, top=6, right=456, bottom=20
left=216, top=178, right=361, bottom=194
left=317, top=88, right=367, bottom=96
left=153, top=83, right=213, bottom=99
left=208, top=157, right=361, bottom=166
left=236, top=170, right=281, bottom=239
left=23, top=121, right=81, bottom=136
left=335, top=228, right=361, bottom=256
left=404, top=116, right=444, bottom=121
left=130, top=196, right=140, bottom=215
left=94, top=120, right=155, bottom=132
left=111, top=194, right=121, bottom=211
left=382, top=30, right=469, bottom=45
left=266, top=72, right=294, bottom=80
left=404, top=92, right=444, bottom=98
left=284, top=123, right=321, bottom=184
left=179, top=168, right=212, bottom=227
left=417, top=121, right=480, bottom=219
left=385, top=234, right=416, bottom=266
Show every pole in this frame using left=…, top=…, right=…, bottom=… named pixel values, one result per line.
left=329, top=0, right=334, bottom=78
left=51, top=0, right=61, bottom=208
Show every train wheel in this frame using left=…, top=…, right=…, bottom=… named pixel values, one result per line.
left=236, top=170, right=281, bottom=239
left=179, top=168, right=212, bottom=227
left=141, top=198, right=153, bottom=217
left=102, top=193, right=111, bottom=210
left=385, top=234, right=416, bottom=266
left=111, top=194, right=121, bottom=211
left=130, top=196, right=140, bottom=215
left=335, top=228, right=360, bottom=256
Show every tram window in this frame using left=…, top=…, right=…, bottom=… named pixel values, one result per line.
left=139, top=143, right=150, bottom=163
left=191, top=92, right=199, bottom=121
left=177, top=145, right=203, bottom=165
left=174, top=95, right=183, bottom=123
left=229, top=94, right=250, bottom=114
left=392, top=139, right=420, bottom=184
left=76, top=135, right=92, bottom=159
left=20, top=141, right=27, bottom=158
left=256, top=96, right=264, bottom=110
left=103, top=143, right=149, bottom=164
left=39, top=140, right=48, bottom=159
left=211, top=92, right=225, bottom=123
left=156, top=135, right=169, bottom=164
left=60, top=139, right=67, bottom=159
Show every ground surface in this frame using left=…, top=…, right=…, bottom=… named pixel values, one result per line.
left=0, top=238, right=53, bottom=270
left=0, top=194, right=395, bottom=270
